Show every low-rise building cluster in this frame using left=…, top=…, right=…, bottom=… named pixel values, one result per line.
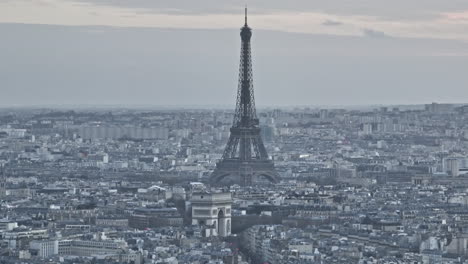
left=1, top=103, right=468, bottom=263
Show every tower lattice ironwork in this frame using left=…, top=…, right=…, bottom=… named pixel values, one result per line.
left=210, top=8, right=280, bottom=186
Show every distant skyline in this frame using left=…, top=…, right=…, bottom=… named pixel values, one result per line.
left=1, top=1, right=468, bottom=106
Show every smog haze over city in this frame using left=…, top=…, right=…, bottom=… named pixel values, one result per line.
left=2, top=0, right=468, bottom=106
left=2, top=1, right=468, bottom=264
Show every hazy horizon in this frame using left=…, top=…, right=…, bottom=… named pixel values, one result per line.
left=0, top=101, right=449, bottom=112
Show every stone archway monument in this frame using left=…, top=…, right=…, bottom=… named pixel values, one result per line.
left=191, top=192, right=232, bottom=237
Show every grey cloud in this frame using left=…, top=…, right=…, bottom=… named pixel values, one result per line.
left=322, top=20, right=343, bottom=26
left=68, top=0, right=468, bottom=21
left=363, top=28, right=387, bottom=38
left=1, top=23, right=468, bottom=106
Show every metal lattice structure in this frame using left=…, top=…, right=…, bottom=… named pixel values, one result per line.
left=210, top=9, right=280, bottom=186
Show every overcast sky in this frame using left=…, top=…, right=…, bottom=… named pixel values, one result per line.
left=1, top=0, right=468, bottom=107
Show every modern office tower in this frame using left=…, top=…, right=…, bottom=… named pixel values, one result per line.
left=320, top=109, right=328, bottom=119
left=210, top=9, right=279, bottom=186
left=445, top=158, right=460, bottom=177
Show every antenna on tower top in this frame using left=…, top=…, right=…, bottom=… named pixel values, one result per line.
left=245, top=6, right=248, bottom=26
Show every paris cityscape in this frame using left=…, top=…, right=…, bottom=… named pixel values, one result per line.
left=2, top=1, right=468, bottom=264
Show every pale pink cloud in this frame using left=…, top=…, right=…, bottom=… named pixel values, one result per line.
left=442, top=11, right=468, bottom=21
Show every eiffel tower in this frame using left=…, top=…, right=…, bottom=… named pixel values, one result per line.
left=211, top=8, right=280, bottom=186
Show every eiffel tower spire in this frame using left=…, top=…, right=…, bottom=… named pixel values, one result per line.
left=210, top=9, right=279, bottom=186
left=245, top=6, right=248, bottom=26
